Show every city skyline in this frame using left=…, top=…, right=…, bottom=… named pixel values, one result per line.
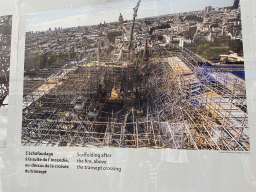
left=26, top=0, right=235, bottom=32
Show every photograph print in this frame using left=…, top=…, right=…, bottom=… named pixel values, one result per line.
left=0, top=15, right=12, bottom=148
left=21, top=0, right=249, bottom=151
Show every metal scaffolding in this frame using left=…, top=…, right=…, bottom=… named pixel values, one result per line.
left=21, top=47, right=249, bottom=150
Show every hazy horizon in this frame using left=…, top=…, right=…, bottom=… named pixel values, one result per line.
left=26, top=0, right=235, bottom=32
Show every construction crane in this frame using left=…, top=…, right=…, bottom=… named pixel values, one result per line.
left=129, top=0, right=141, bottom=50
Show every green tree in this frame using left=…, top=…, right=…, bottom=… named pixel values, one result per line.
left=230, top=39, right=243, bottom=54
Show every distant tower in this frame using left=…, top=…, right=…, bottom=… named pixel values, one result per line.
left=97, top=43, right=100, bottom=63
left=143, top=37, right=149, bottom=61
left=233, top=0, right=240, bottom=9
left=209, top=30, right=213, bottom=42
left=205, top=6, right=212, bottom=13
left=118, top=13, right=124, bottom=28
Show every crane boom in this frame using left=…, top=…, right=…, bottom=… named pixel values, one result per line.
left=129, top=0, right=141, bottom=50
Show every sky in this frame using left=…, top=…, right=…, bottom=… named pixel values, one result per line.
left=26, top=0, right=235, bottom=32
